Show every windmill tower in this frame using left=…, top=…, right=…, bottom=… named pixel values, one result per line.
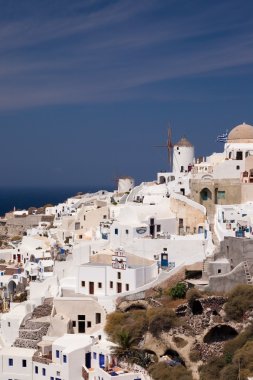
left=173, top=137, right=194, bottom=174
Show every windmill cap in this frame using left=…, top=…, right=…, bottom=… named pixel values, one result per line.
left=175, top=137, right=193, bottom=147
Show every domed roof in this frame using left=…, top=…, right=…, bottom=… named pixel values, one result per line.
left=228, top=122, right=253, bottom=143
left=175, top=137, right=193, bottom=147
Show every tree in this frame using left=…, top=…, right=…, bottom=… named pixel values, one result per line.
left=169, top=282, right=187, bottom=299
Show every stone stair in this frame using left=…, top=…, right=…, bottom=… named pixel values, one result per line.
left=243, top=260, right=253, bottom=285
left=13, top=299, right=52, bottom=349
left=14, top=321, right=50, bottom=349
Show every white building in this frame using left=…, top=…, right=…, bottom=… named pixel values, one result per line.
left=0, top=347, right=36, bottom=380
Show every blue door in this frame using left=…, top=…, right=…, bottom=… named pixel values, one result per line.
left=85, top=352, right=91, bottom=368
left=161, top=253, right=168, bottom=267
left=99, top=354, right=105, bottom=368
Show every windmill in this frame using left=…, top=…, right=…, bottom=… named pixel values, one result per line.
left=154, top=127, right=174, bottom=171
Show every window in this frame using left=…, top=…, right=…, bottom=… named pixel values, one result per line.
left=84, top=215, right=86, bottom=220
left=72, top=321, right=76, bottom=327
left=81, top=281, right=85, bottom=287
left=98, top=282, right=102, bottom=288
left=236, top=151, right=243, bottom=160
left=50, top=377, right=54, bottom=380
left=63, top=355, right=67, bottom=363
left=79, top=235, right=83, bottom=239
left=115, top=228, right=118, bottom=235
left=218, top=269, right=221, bottom=274
left=8, top=322, right=11, bottom=327
left=157, top=225, right=161, bottom=233
left=126, top=284, right=129, bottom=291
left=110, top=281, right=113, bottom=288
left=56, top=350, right=60, bottom=358
left=117, top=272, right=121, bottom=280
left=22, top=359, right=27, bottom=367
left=93, top=352, right=97, bottom=359
left=125, top=229, right=129, bottom=234
left=8, top=358, right=13, bottom=366
left=78, top=315, right=85, bottom=321
left=217, top=191, right=226, bottom=199
left=96, top=313, right=101, bottom=324
left=236, top=165, right=240, bottom=170
left=75, top=222, right=80, bottom=230
left=35, top=366, right=38, bottom=374
left=87, top=321, right=92, bottom=328
left=42, top=368, right=46, bottom=376
left=103, top=215, right=107, bottom=219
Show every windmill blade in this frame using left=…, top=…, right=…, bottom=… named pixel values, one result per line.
left=167, top=127, right=173, bottom=170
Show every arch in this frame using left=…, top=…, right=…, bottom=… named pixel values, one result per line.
left=159, top=176, right=166, bottom=184
left=191, top=300, right=203, bottom=315
left=125, top=304, right=147, bottom=312
left=203, top=325, right=238, bottom=344
left=200, top=188, right=212, bottom=202
left=8, top=280, right=17, bottom=294
left=162, top=348, right=185, bottom=366
left=30, top=254, right=36, bottom=262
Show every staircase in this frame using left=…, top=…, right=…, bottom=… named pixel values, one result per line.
left=243, top=261, right=253, bottom=285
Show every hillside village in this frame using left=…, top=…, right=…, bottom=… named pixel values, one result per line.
left=1, top=123, right=253, bottom=379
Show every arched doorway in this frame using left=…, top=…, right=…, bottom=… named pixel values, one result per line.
left=203, top=325, right=238, bottom=344
left=8, top=280, right=16, bottom=295
left=161, top=348, right=185, bottom=366
left=200, top=188, right=212, bottom=204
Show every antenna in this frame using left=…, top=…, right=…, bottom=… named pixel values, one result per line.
left=154, top=125, right=174, bottom=171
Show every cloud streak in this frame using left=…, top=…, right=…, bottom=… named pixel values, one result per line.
left=0, top=0, right=252, bottom=109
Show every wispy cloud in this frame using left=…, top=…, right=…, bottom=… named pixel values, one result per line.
left=0, top=0, right=252, bottom=109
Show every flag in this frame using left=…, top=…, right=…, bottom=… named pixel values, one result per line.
left=216, top=130, right=228, bottom=143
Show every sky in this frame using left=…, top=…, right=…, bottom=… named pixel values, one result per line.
left=0, top=0, right=253, bottom=189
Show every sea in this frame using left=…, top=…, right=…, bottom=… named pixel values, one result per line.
left=0, top=186, right=112, bottom=217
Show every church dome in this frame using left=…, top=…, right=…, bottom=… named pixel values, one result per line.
left=175, top=137, right=193, bottom=147
left=228, top=122, right=253, bottom=143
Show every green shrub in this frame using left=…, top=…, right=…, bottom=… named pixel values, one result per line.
left=169, top=282, right=187, bottom=299
left=225, top=285, right=253, bottom=321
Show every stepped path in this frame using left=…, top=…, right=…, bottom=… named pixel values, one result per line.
left=13, top=298, right=53, bottom=349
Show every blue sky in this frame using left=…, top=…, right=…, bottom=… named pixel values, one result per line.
left=0, top=0, right=253, bottom=188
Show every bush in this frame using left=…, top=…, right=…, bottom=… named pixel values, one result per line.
left=148, top=308, right=179, bottom=337
left=169, top=282, right=187, bottom=299
left=149, top=362, right=193, bottom=380
left=105, top=310, right=148, bottom=344
left=224, top=324, right=253, bottom=358
left=189, top=349, right=201, bottom=362
left=186, top=288, right=202, bottom=305
left=172, top=336, right=187, bottom=348
left=225, top=285, right=253, bottom=321
left=199, top=356, right=226, bottom=380
left=11, top=235, right=22, bottom=241
left=220, top=364, right=238, bottom=380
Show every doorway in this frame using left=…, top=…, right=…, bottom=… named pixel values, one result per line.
left=89, top=282, right=94, bottom=295
left=117, top=282, right=122, bottom=293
